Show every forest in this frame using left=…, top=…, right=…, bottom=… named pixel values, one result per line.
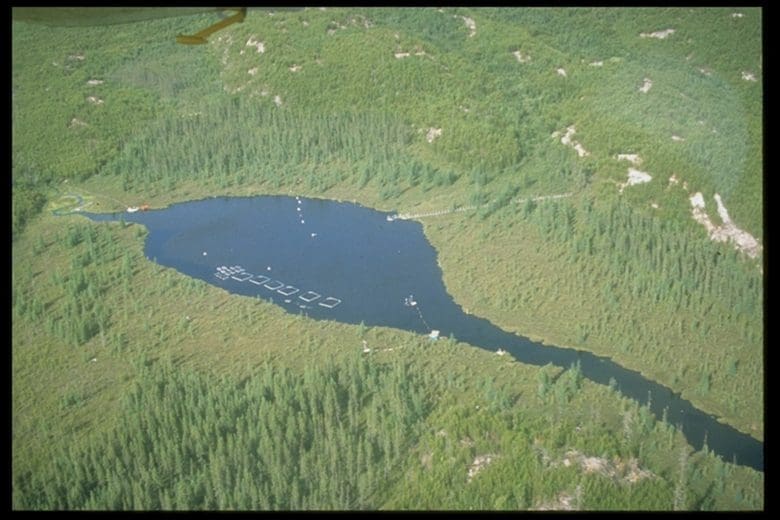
left=12, top=7, right=763, bottom=510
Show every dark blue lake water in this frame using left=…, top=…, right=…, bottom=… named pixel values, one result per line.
left=87, top=195, right=762, bottom=472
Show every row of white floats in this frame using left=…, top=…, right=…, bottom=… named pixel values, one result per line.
left=214, top=265, right=342, bottom=309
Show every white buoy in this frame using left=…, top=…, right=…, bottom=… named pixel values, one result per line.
left=301, top=220, right=305, bottom=224
left=297, top=207, right=301, bottom=212
left=203, top=251, right=207, bottom=256
left=311, top=233, right=317, bottom=237
left=267, top=266, right=272, bottom=271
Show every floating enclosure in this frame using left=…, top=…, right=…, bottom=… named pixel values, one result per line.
left=264, top=280, right=285, bottom=291
left=299, top=291, right=321, bottom=303
left=231, top=272, right=253, bottom=281
left=215, top=272, right=229, bottom=280
left=249, top=275, right=271, bottom=286
left=318, top=297, right=342, bottom=309
left=277, top=285, right=299, bottom=296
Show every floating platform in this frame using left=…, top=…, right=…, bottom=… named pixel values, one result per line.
left=214, top=272, right=229, bottom=280
left=264, top=280, right=285, bottom=291
left=299, top=291, right=321, bottom=303
left=248, top=275, right=271, bottom=286
left=231, top=272, right=253, bottom=281
left=277, top=285, right=299, bottom=296
left=318, top=297, right=341, bottom=309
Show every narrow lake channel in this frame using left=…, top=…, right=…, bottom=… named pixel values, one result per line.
left=86, top=195, right=763, bottom=472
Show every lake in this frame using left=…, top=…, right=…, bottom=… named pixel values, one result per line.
left=86, top=195, right=763, bottom=471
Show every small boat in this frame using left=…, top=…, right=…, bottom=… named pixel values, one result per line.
left=127, top=206, right=139, bottom=213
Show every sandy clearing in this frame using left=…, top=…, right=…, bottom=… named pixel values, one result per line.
left=557, top=126, right=589, bottom=157
left=627, top=168, right=652, bottom=184
left=713, top=193, right=732, bottom=223
left=556, top=450, right=656, bottom=484
left=467, top=454, right=495, bottom=483
left=273, top=95, right=282, bottom=107
left=327, top=20, right=348, bottom=35
left=534, top=488, right=581, bottom=511
left=638, top=78, right=653, bottom=93
left=246, top=36, right=265, bottom=54
left=741, top=71, right=757, bottom=81
left=618, top=168, right=652, bottom=193
left=513, top=50, right=531, bottom=63
left=216, top=33, right=234, bottom=66
left=426, top=127, right=442, bottom=143
left=616, top=153, right=642, bottom=166
left=640, top=28, right=675, bottom=39
left=689, top=192, right=762, bottom=258
left=353, top=15, right=374, bottom=29
left=556, top=68, right=567, bottom=77
left=572, top=143, right=588, bottom=157
left=458, top=16, right=476, bottom=37
left=248, top=67, right=258, bottom=76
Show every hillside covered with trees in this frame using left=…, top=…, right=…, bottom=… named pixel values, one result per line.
left=12, top=7, right=763, bottom=510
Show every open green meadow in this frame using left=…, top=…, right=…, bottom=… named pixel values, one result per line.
left=13, top=7, right=762, bottom=510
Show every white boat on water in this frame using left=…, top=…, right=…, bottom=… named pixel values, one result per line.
left=127, top=207, right=139, bottom=213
